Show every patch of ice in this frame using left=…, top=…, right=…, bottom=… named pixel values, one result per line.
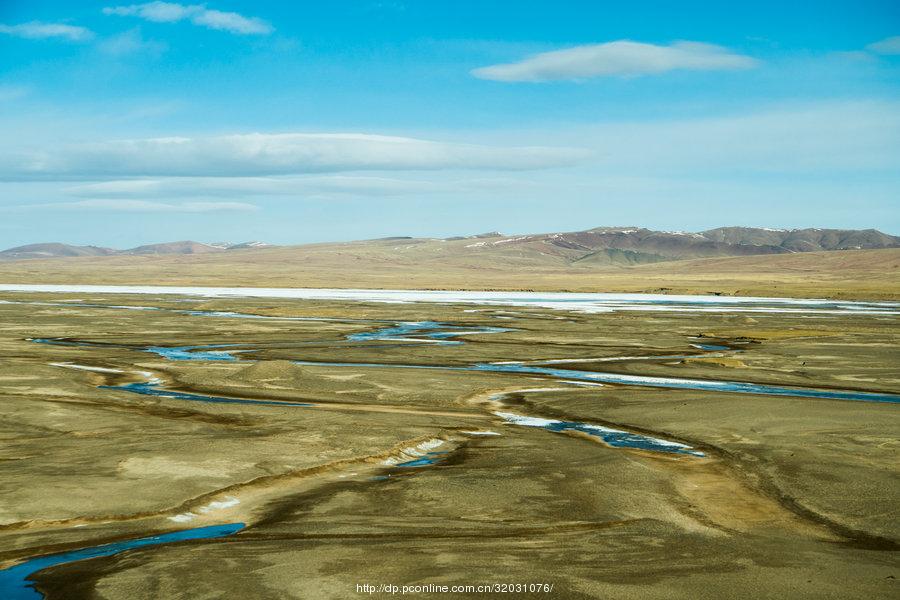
left=492, top=236, right=528, bottom=245
left=494, top=411, right=559, bottom=427
left=50, top=362, right=124, bottom=373
left=198, top=497, right=240, bottom=513
left=1, top=285, right=895, bottom=316
left=416, top=439, right=445, bottom=452
left=382, top=439, right=445, bottom=465
left=169, top=512, right=197, bottom=523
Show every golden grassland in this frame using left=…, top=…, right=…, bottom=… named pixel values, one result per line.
left=0, top=246, right=897, bottom=299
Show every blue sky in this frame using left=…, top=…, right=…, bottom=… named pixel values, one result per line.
left=1, top=0, right=898, bottom=247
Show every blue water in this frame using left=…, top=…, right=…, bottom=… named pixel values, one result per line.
left=33, top=309, right=900, bottom=405
left=38, top=331, right=900, bottom=404
left=287, top=360, right=900, bottom=404
left=0, top=523, right=244, bottom=600
left=100, top=370, right=707, bottom=457
left=107, top=374, right=711, bottom=457
left=690, top=343, right=730, bottom=351
left=102, top=381, right=314, bottom=407
left=33, top=318, right=509, bottom=360
left=31, top=338, right=109, bottom=349
left=395, top=451, right=448, bottom=467
left=472, top=363, right=900, bottom=404
left=143, top=344, right=243, bottom=361
left=347, top=321, right=510, bottom=345
left=545, top=420, right=704, bottom=456
left=495, top=412, right=703, bottom=456
left=31, top=338, right=244, bottom=361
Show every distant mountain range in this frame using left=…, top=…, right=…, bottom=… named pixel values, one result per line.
left=435, top=226, right=900, bottom=264
left=1, top=227, right=897, bottom=263
left=0, top=240, right=273, bottom=260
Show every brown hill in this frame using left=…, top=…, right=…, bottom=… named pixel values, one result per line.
left=123, top=241, right=225, bottom=255
left=0, top=243, right=117, bottom=260
left=3, top=227, right=897, bottom=264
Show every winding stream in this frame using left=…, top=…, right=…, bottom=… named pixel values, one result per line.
left=102, top=380, right=315, bottom=407
left=32, top=336, right=900, bottom=408
left=494, top=411, right=704, bottom=456
left=0, top=524, right=244, bottom=600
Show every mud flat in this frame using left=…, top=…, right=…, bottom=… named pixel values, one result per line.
left=0, top=291, right=896, bottom=599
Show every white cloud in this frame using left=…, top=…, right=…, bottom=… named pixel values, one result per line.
left=98, top=29, right=167, bottom=57
left=104, top=1, right=193, bottom=21
left=472, top=40, right=758, bottom=82
left=61, top=175, right=548, bottom=204
left=103, top=2, right=272, bottom=35
left=4, top=133, right=586, bottom=179
left=0, top=21, right=93, bottom=42
left=190, top=8, right=270, bottom=34
left=66, top=176, right=446, bottom=198
left=866, top=36, right=900, bottom=55
left=27, top=199, right=258, bottom=213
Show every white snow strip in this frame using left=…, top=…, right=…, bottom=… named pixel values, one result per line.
left=375, top=337, right=447, bottom=343
left=494, top=411, right=560, bottom=427
left=495, top=411, right=700, bottom=454
left=50, top=362, right=124, bottom=373
left=416, top=439, right=445, bottom=452
left=461, top=430, right=501, bottom=436
left=198, top=497, right=240, bottom=513
left=492, top=236, right=528, bottom=245
left=529, top=354, right=704, bottom=365
left=169, top=512, right=197, bottom=523
left=0, top=285, right=895, bottom=316
left=382, top=439, right=444, bottom=465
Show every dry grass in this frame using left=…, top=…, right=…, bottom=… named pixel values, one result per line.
left=0, top=244, right=897, bottom=300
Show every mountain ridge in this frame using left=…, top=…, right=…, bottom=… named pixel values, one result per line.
left=1, top=227, right=897, bottom=262
left=0, top=240, right=272, bottom=260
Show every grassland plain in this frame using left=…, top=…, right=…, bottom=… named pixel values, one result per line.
left=0, top=292, right=897, bottom=599
left=0, top=246, right=897, bottom=300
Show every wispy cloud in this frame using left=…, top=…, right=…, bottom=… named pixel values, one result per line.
left=98, top=29, right=167, bottom=57
left=63, top=175, right=541, bottom=201
left=24, top=199, right=258, bottom=213
left=66, top=176, right=446, bottom=198
left=0, top=21, right=93, bottom=42
left=472, top=40, right=758, bottom=82
left=866, top=36, right=900, bottom=55
left=3, top=133, right=586, bottom=179
left=103, top=2, right=273, bottom=35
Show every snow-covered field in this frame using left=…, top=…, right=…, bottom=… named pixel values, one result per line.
left=0, top=284, right=897, bottom=315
